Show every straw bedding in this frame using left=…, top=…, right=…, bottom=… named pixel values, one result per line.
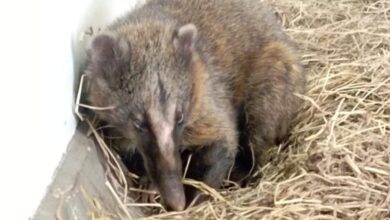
left=79, top=0, right=390, bottom=219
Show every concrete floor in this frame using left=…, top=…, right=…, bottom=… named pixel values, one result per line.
left=32, top=125, right=142, bottom=220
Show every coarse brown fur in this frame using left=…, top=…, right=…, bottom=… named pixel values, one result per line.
left=85, top=0, right=305, bottom=211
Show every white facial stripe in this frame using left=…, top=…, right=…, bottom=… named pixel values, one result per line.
left=157, top=123, right=174, bottom=163
left=149, top=103, right=177, bottom=167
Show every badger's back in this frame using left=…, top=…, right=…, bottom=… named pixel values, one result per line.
left=111, top=0, right=289, bottom=73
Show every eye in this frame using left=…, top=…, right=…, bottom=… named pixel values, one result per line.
left=133, top=119, right=145, bottom=132
left=177, top=112, right=184, bottom=125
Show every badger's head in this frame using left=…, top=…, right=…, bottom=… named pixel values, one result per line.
left=85, top=23, right=202, bottom=211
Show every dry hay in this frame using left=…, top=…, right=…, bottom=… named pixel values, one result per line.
left=76, top=0, right=390, bottom=219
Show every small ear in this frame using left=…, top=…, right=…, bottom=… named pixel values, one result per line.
left=90, top=32, right=130, bottom=64
left=173, top=24, right=198, bottom=56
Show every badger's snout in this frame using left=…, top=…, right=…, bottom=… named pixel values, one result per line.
left=158, top=174, right=186, bottom=211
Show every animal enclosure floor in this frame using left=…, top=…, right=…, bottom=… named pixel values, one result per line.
left=32, top=125, right=143, bottom=220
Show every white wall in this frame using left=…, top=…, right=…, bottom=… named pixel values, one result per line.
left=0, top=0, right=139, bottom=219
